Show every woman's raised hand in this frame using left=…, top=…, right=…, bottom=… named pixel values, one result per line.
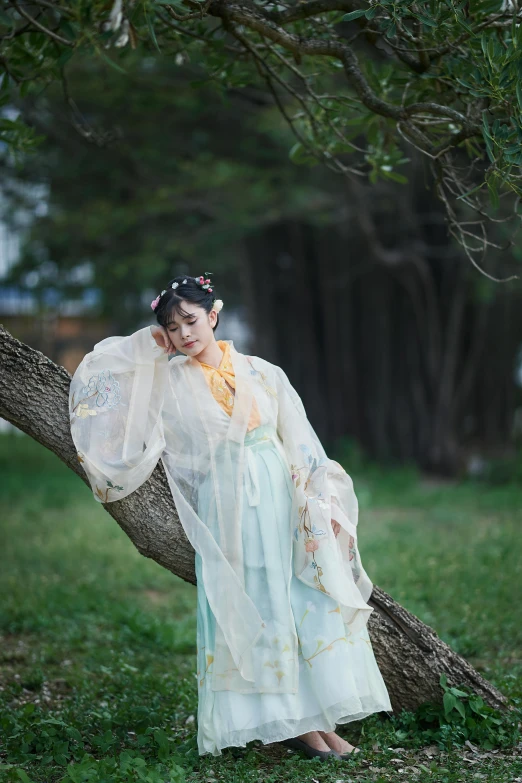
left=151, top=325, right=176, bottom=355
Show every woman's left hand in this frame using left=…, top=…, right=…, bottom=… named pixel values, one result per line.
left=331, top=519, right=341, bottom=537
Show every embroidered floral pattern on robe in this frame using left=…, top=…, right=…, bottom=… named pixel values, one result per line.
left=290, top=444, right=331, bottom=593
left=71, top=371, right=122, bottom=422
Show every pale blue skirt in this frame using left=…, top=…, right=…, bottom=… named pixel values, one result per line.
left=195, top=424, right=392, bottom=756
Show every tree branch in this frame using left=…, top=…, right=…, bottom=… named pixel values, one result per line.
left=9, top=0, right=74, bottom=45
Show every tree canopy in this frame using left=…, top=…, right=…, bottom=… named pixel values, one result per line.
left=0, top=54, right=342, bottom=329
left=2, top=0, right=522, bottom=277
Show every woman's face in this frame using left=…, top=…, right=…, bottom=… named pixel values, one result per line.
left=165, top=300, right=217, bottom=356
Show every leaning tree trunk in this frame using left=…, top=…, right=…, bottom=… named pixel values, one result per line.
left=0, top=324, right=508, bottom=714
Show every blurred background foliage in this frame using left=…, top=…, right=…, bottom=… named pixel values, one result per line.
left=1, top=54, right=336, bottom=322
left=2, top=53, right=522, bottom=475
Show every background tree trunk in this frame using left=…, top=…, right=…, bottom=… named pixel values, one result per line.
left=0, top=325, right=509, bottom=713
left=242, top=182, right=522, bottom=476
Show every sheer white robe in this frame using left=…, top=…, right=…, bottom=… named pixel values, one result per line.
left=69, top=326, right=381, bottom=696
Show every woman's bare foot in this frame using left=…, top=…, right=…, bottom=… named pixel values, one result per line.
left=295, top=731, right=332, bottom=752
left=318, top=729, right=360, bottom=755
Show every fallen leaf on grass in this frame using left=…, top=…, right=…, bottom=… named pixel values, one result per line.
left=422, top=745, right=440, bottom=756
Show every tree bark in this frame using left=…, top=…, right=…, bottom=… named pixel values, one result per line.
left=0, top=324, right=508, bottom=714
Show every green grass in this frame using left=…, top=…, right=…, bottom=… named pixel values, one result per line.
left=0, top=432, right=521, bottom=783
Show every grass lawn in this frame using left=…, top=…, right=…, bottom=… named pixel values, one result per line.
left=0, top=432, right=521, bottom=783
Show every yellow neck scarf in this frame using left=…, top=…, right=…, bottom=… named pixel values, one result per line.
left=200, top=340, right=236, bottom=412
left=200, top=340, right=260, bottom=430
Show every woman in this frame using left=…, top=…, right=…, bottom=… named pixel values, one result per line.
left=69, top=273, right=392, bottom=760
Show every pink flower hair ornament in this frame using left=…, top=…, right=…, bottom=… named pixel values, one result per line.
left=196, top=273, right=213, bottom=293
left=150, top=274, right=223, bottom=313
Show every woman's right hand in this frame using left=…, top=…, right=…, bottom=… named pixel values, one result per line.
left=151, top=325, right=176, bottom=355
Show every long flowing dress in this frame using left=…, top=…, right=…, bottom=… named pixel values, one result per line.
left=69, top=329, right=393, bottom=759
left=194, top=341, right=392, bottom=756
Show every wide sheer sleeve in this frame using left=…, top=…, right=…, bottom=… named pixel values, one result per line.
left=274, top=365, right=354, bottom=520
left=69, top=325, right=169, bottom=504
left=274, top=363, right=373, bottom=610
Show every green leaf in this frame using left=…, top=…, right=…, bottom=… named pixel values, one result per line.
left=412, top=13, right=437, bottom=27
left=449, top=686, right=469, bottom=698
left=505, top=150, right=522, bottom=165
left=289, top=142, right=317, bottom=165
left=381, top=169, right=408, bottom=184
left=16, top=771, right=36, bottom=783
left=341, top=9, right=366, bottom=21
left=289, top=142, right=304, bottom=162
left=384, top=21, right=396, bottom=38
left=516, top=25, right=522, bottom=47
left=56, top=49, right=75, bottom=69
left=454, top=699, right=466, bottom=719
left=481, top=31, right=488, bottom=60
left=145, top=10, right=161, bottom=53
left=516, top=78, right=522, bottom=110
left=456, top=16, right=473, bottom=33
left=482, top=113, right=496, bottom=162
left=457, top=182, right=484, bottom=201
left=484, top=136, right=495, bottom=162
left=59, top=20, right=77, bottom=40
left=443, top=691, right=457, bottom=715
left=97, top=49, right=128, bottom=74
left=66, top=726, right=83, bottom=742
left=487, top=37, right=496, bottom=65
